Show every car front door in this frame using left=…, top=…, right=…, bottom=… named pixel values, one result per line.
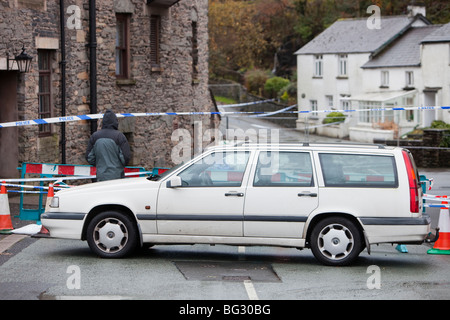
left=156, top=151, right=251, bottom=236
left=243, top=150, right=319, bottom=238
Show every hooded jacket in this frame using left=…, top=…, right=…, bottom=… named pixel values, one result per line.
left=85, top=110, right=131, bottom=181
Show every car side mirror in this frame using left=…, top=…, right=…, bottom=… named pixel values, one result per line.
left=166, top=176, right=182, bottom=188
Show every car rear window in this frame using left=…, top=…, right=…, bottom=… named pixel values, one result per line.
left=319, top=153, right=398, bottom=188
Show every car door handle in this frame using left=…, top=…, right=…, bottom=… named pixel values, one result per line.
left=298, top=192, right=317, bottom=197
left=225, top=192, right=244, bottom=197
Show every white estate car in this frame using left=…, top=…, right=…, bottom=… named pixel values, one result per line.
left=42, top=143, right=432, bottom=266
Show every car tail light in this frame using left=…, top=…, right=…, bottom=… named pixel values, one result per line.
left=402, top=150, right=419, bottom=213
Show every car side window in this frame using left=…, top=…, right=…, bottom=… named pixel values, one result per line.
left=177, top=151, right=250, bottom=187
left=319, top=153, right=398, bottom=188
left=253, top=151, right=314, bottom=187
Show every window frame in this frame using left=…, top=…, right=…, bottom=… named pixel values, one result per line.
left=253, top=151, right=315, bottom=187
left=176, top=151, right=250, bottom=188
left=380, top=70, right=389, bottom=87
left=38, top=50, right=52, bottom=136
left=314, top=55, right=323, bottom=77
left=319, top=153, right=399, bottom=188
left=150, top=15, right=161, bottom=71
left=405, top=71, right=414, bottom=87
left=338, top=54, right=348, bottom=77
left=115, top=13, right=130, bottom=79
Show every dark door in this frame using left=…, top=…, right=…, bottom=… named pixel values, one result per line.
left=0, top=71, right=19, bottom=178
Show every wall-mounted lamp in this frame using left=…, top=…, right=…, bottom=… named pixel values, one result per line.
left=7, top=46, right=33, bottom=73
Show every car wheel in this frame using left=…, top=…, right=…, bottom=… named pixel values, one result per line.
left=310, top=216, right=363, bottom=266
left=86, top=211, right=138, bottom=258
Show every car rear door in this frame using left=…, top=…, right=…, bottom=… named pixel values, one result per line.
left=243, top=150, right=319, bottom=238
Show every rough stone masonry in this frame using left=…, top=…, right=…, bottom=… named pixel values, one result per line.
left=0, top=0, right=216, bottom=175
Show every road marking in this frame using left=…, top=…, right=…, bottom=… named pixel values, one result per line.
left=244, top=280, right=259, bottom=300
left=0, top=234, right=27, bottom=254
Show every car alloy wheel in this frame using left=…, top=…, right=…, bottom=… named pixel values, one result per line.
left=310, top=217, right=363, bottom=266
left=87, top=211, right=138, bottom=258
left=94, top=217, right=128, bottom=254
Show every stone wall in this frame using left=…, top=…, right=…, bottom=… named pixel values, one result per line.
left=374, top=129, right=450, bottom=168
left=0, top=0, right=215, bottom=172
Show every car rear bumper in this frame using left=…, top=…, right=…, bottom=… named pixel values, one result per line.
left=360, top=214, right=431, bottom=244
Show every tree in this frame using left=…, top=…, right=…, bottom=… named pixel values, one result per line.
left=209, top=0, right=268, bottom=78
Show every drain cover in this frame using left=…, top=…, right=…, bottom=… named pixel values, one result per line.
left=173, top=261, right=281, bottom=282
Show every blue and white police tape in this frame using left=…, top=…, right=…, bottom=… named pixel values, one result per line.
left=0, top=170, right=154, bottom=183
left=0, top=182, right=66, bottom=191
left=248, top=104, right=297, bottom=118
left=1, top=105, right=450, bottom=128
left=424, top=203, right=450, bottom=209
left=218, top=99, right=276, bottom=108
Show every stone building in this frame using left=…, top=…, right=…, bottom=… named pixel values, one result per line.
left=0, top=0, right=215, bottom=178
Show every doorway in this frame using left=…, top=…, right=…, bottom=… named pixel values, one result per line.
left=0, top=71, right=19, bottom=178
left=423, top=90, right=437, bottom=128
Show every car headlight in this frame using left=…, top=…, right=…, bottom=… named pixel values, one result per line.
left=50, top=196, right=59, bottom=208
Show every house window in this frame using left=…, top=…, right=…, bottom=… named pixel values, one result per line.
left=310, top=100, right=318, bottom=112
left=38, top=50, right=52, bottom=135
left=405, top=71, right=414, bottom=87
left=150, top=15, right=161, bottom=70
left=338, top=54, right=348, bottom=77
left=405, top=97, right=415, bottom=121
left=326, top=95, right=333, bottom=108
left=359, top=101, right=382, bottom=123
left=380, top=71, right=389, bottom=87
left=116, top=13, right=130, bottom=79
left=341, top=99, right=350, bottom=111
left=314, top=55, right=323, bottom=77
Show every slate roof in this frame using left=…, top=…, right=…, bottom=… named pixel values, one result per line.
left=362, top=25, right=441, bottom=68
left=421, top=22, right=450, bottom=43
left=295, top=15, right=429, bottom=55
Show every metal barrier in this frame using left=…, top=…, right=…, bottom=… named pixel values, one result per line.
left=16, top=162, right=148, bottom=221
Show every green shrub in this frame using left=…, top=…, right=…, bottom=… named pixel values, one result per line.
left=244, top=69, right=270, bottom=95
left=264, top=77, right=290, bottom=98
left=430, top=120, right=450, bottom=130
left=323, top=112, right=346, bottom=124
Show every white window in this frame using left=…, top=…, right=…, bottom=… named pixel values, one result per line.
left=405, top=97, right=415, bottom=121
left=338, top=54, right=348, bottom=76
left=326, top=95, right=333, bottom=108
left=359, top=101, right=382, bottom=123
left=310, top=100, right=318, bottom=112
left=314, top=55, right=323, bottom=77
left=381, top=71, right=389, bottom=87
left=341, top=99, right=350, bottom=111
left=405, top=71, right=414, bottom=87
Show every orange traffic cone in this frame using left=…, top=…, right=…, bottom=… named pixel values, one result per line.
left=428, top=196, right=450, bottom=255
left=45, top=183, right=54, bottom=213
left=0, top=181, right=14, bottom=233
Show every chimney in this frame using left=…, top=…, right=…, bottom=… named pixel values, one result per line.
left=407, top=1, right=426, bottom=17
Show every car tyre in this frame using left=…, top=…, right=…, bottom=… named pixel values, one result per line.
left=310, top=216, right=363, bottom=266
left=86, top=211, right=138, bottom=258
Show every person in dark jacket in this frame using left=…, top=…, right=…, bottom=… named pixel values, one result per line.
left=85, top=110, right=131, bottom=181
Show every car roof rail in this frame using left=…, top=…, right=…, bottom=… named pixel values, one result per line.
left=239, top=142, right=386, bottom=149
